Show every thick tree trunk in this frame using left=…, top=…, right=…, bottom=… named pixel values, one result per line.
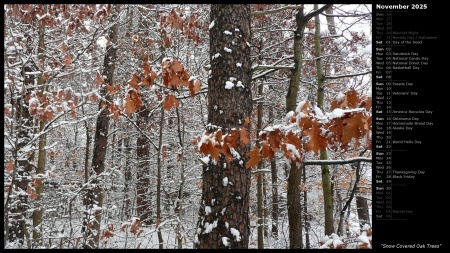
left=196, top=5, right=252, bottom=249
left=136, top=108, right=152, bottom=225
left=83, top=5, right=120, bottom=248
left=314, top=4, right=334, bottom=236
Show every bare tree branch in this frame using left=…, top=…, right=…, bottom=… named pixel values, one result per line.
left=303, top=157, right=371, bottom=165
left=252, top=5, right=304, bottom=16
left=325, top=71, right=372, bottom=80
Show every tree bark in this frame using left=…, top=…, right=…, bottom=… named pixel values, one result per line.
left=356, top=189, right=371, bottom=228
left=136, top=108, right=152, bottom=225
left=269, top=106, right=278, bottom=239
left=196, top=5, right=253, bottom=249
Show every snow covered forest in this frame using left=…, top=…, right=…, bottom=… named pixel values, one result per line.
left=4, top=4, right=372, bottom=249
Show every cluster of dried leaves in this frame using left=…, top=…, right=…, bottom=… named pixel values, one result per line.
left=195, top=90, right=371, bottom=169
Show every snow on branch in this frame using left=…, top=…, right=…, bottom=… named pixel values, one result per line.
left=303, top=157, right=371, bottom=165
left=251, top=5, right=304, bottom=16
left=252, top=65, right=295, bottom=71
left=325, top=71, right=372, bottom=80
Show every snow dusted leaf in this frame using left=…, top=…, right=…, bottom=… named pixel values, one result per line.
left=172, top=58, right=184, bottom=72
left=243, top=116, right=250, bottom=126
left=344, top=90, right=360, bottom=108
left=245, top=146, right=260, bottom=169
left=342, top=112, right=367, bottom=145
left=303, top=120, right=327, bottom=156
left=326, top=118, right=344, bottom=144
left=106, top=84, right=116, bottom=95
left=361, top=97, right=372, bottom=110
left=283, top=131, right=302, bottom=153
left=163, top=94, right=179, bottom=111
left=267, top=130, right=282, bottom=152
left=199, top=141, right=220, bottom=162
left=261, top=141, right=274, bottom=161
left=215, top=129, right=223, bottom=145
left=130, top=218, right=143, bottom=236
left=63, top=55, right=72, bottom=66
left=224, top=130, right=239, bottom=148
left=61, top=42, right=67, bottom=53
left=100, top=224, right=114, bottom=240
left=6, top=160, right=14, bottom=173
left=32, top=178, right=41, bottom=187
left=239, top=127, right=250, bottom=147
left=125, top=96, right=136, bottom=115
left=280, top=143, right=292, bottom=160
left=27, top=184, right=37, bottom=200
left=128, top=73, right=141, bottom=90
left=94, top=71, right=104, bottom=86
left=189, top=79, right=201, bottom=97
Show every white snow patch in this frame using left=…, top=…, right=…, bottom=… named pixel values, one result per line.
left=97, top=36, right=107, bottom=47
left=362, top=44, right=372, bottom=55
left=200, top=156, right=210, bottom=164
left=223, top=30, right=232, bottom=35
left=239, top=160, right=243, bottom=166
left=225, top=81, right=234, bottom=89
left=229, top=147, right=241, bottom=159
left=223, top=177, right=228, bottom=186
left=205, top=206, right=212, bottom=215
left=285, top=111, right=295, bottom=123
left=209, top=20, right=215, bottom=30
left=203, top=220, right=218, bottom=234
left=336, top=92, right=345, bottom=102
left=225, top=222, right=229, bottom=229
left=221, top=207, right=226, bottom=215
left=236, top=81, right=244, bottom=88
left=188, top=75, right=198, bottom=82
left=230, top=228, right=241, bottom=242
left=235, top=28, right=240, bottom=32
left=326, top=108, right=365, bottom=119
left=362, top=224, right=371, bottom=231
left=246, top=42, right=251, bottom=47
left=314, top=106, right=325, bottom=119
left=212, top=53, right=221, bottom=60
left=285, top=143, right=301, bottom=160
left=222, top=237, right=230, bottom=247
left=236, top=62, right=242, bottom=67
left=224, top=47, right=232, bottom=53
left=357, top=231, right=371, bottom=248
